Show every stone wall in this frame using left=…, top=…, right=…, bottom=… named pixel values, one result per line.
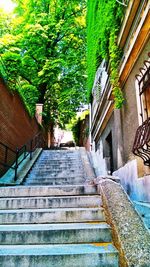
left=0, top=78, right=40, bottom=176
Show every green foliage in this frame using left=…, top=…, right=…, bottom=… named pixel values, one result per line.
left=1, top=52, right=21, bottom=90
left=68, top=110, right=89, bottom=144
left=0, top=0, right=86, bottom=124
left=109, top=30, right=124, bottom=108
left=0, top=8, right=12, bottom=36
left=19, top=84, right=40, bottom=117
left=71, top=117, right=81, bottom=145
left=87, top=0, right=125, bottom=108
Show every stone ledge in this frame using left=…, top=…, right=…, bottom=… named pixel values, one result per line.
left=79, top=147, right=96, bottom=181
left=95, top=175, right=120, bottom=184
left=96, top=179, right=150, bottom=267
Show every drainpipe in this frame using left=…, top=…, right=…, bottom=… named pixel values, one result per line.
left=89, top=103, right=92, bottom=151
left=114, top=109, right=124, bottom=168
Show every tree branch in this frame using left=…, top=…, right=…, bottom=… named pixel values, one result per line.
left=116, top=0, right=127, bottom=6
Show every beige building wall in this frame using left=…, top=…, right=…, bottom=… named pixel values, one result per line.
left=121, top=39, right=150, bottom=176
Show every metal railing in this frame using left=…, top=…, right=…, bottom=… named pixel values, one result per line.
left=0, top=132, right=45, bottom=181
left=132, top=117, right=150, bottom=166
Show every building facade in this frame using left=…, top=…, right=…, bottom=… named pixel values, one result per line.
left=90, top=0, right=150, bottom=201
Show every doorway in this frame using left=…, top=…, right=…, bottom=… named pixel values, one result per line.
left=105, top=131, right=114, bottom=174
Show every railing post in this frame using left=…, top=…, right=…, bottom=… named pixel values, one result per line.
left=30, top=140, right=33, bottom=160
left=14, top=148, right=19, bottom=181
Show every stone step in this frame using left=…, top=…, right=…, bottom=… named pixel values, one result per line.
left=37, top=159, right=81, bottom=162
left=40, top=152, right=79, bottom=155
left=25, top=181, right=85, bottom=186
left=25, top=178, right=85, bottom=183
left=37, top=160, right=80, bottom=164
left=34, top=165, right=82, bottom=169
left=41, top=151, right=78, bottom=153
left=36, top=163, right=81, bottom=167
left=30, top=170, right=83, bottom=175
left=0, top=243, right=118, bottom=267
left=25, top=181, right=84, bottom=186
left=31, top=169, right=83, bottom=174
left=35, top=159, right=81, bottom=162
left=32, top=167, right=83, bottom=171
left=39, top=157, right=79, bottom=160
left=28, top=173, right=84, bottom=178
left=24, top=177, right=85, bottom=186
left=31, top=167, right=83, bottom=171
left=39, top=153, right=79, bottom=156
left=0, top=222, right=111, bottom=245
left=34, top=160, right=82, bottom=164
left=25, top=182, right=85, bottom=186
left=25, top=178, right=85, bottom=186
left=37, top=155, right=80, bottom=158
left=33, top=163, right=83, bottom=167
left=0, top=207, right=105, bottom=224
left=0, top=185, right=97, bottom=197
left=0, top=195, right=102, bottom=209
left=28, top=174, right=83, bottom=178
left=34, top=164, right=82, bottom=169
left=38, top=153, right=79, bottom=155
left=31, top=166, right=82, bottom=170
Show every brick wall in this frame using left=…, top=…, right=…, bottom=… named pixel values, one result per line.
left=0, top=78, right=40, bottom=176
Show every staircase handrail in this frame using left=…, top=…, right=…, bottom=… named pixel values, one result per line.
left=0, top=132, right=45, bottom=181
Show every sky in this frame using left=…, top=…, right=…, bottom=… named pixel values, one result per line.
left=0, top=0, right=16, bottom=13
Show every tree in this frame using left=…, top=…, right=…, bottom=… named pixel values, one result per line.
left=0, top=0, right=86, bottom=127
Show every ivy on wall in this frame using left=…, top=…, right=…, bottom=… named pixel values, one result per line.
left=67, top=110, right=89, bottom=145
left=87, top=0, right=125, bottom=108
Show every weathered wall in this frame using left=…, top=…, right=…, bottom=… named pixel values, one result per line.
left=79, top=115, right=90, bottom=151
left=121, top=40, right=150, bottom=168
left=113, top=160, right=150, bottom=202
left=98, top=114, right=115, bottom=172
left=95, top=111, right=124, bottom=173
left=0, top=78, right=40, bottom=175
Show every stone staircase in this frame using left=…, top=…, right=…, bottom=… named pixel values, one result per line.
left=0, top=149, right=118, bottom=267
left=24, top=150, right=85, bottom=186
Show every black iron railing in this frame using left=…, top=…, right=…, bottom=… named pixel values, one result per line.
left=0, top=132, right=45, bottom=181
left=135, top=59, right=150, bottom=122
left=132, top=118, right=150, bottom=166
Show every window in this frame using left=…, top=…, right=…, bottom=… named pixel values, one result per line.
left=133, top=54, right=150, bottom=166
left=135, top=55, right=150, bottom=123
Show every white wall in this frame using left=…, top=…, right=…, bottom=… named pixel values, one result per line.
left=113, top=160, right=150, bottom=202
